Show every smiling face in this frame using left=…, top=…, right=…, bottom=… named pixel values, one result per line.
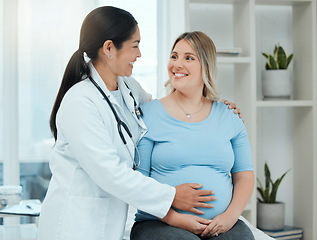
left=168, top=39, right=204, bottom=94
left=111, top=26, right=141, bottom=77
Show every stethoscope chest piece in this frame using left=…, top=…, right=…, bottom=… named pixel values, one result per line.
left=135, top=106, right=143, bottom=119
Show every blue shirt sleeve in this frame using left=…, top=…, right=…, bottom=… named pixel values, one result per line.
left=230, top=112, right=253, bottom=174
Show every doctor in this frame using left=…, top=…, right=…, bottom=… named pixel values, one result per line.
left=37, top=6, right=220, bottom=240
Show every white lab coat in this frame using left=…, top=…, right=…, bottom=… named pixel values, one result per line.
left=37, top=63, right=175, bottom=240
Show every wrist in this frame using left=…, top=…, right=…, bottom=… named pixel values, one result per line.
left=172, top=186, right=180, bottom=207
left=162, top=209, right=173, bottom=224
left=223, top=208, right=240, bottom=221
left=162, top=209, right=180, bottom=227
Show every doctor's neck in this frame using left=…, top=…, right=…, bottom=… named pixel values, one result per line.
left=93, top=60, right=118, bottom=91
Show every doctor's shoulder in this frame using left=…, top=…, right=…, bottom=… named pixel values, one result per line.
left=57, top=79, right=104, bottom=116
left=61, top=79, right=96, bottom=103
left=120, top=76, right=152, bottom=104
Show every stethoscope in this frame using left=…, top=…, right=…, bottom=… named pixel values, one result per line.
left=89, top=76, right=142, bottom=170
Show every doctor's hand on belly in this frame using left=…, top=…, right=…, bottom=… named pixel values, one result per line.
left=173, top=183, right=216, bottom=215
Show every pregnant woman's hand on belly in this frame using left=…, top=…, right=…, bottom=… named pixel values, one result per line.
left=173, top=183, right=216, bottom=215
left=200, top=212, right=238, bottom=238
left=162, top=209, right=212, bottom=235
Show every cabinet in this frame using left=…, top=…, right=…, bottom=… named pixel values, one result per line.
left=157, top=0, right=316, bottom=239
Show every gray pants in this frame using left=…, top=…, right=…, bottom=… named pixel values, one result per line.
left=130, top=219, right=255, bottom=240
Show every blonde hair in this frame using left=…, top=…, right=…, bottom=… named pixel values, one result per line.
left=165, top=31, right=219, bottom=100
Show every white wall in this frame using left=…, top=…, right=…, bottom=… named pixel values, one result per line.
left=0, top=0, right=3, bottom=163
left=189, top=3, right=236, bottom=101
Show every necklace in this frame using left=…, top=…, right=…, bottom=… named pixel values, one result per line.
left=173, top=93, right=205, bottom=118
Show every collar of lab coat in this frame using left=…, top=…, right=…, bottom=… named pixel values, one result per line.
left=118, top=78, right=147, bottom=130
left=88, top=61, right=147, bottom=131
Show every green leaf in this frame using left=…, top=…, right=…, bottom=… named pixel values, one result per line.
left=264, top=163, right=271, bottom=189
left=257, top=178, right=265, bottom=199
left=257, top=178, right=265, bottom=202
left=274, top=44, right=278, bottom=56
left=267, top=55, right=278, bottom=69
left=262, top=53, right=269, bottom=59
left=270, top=169, right=290, bottom=203
left=257, top=178, right=263, bottom=190
left=286, top=54, right=294, bottom=68
left=257, top=187, right=265, bottom=201
left=278, top=170, right=290, bottom=185
left=277, top=46, right=287, bottom=69
left=264, top=187, right=270, bottom=202
left=270, top=179, right=279, bottom=203
left=265, top=63, right=270, bottom=70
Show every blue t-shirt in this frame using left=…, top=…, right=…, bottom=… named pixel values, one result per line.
left=135, top=100, right=253, bottom=221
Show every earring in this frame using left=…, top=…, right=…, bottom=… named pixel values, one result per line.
left=108, top=53, right=113, bottom=59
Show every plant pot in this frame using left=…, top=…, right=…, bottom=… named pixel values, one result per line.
left=257, top=202, right=285, bottom=230
left=261, top=70, right=292, bottom=100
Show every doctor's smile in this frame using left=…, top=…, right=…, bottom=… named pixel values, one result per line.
left=129, top=61, right=135, bottom=69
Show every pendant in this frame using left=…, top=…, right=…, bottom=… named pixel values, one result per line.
left=186, top=114, right=191, bottom=118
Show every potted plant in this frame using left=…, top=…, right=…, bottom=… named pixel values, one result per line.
left=257, top=162, right=290, bottom=230
left=261, top=44, right=294, bottom=100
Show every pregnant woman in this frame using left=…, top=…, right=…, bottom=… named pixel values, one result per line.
left=130, top=31, right=255, bottom=240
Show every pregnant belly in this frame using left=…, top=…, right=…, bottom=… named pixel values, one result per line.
left=151, top=166, right=233, bottom=220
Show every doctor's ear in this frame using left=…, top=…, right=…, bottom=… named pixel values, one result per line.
left=102, top=40, right=114, bottom=59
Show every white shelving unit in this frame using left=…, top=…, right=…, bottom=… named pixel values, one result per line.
left=217, top=56, right=251, bottom=64
left=255, top=2, right=316, bottom=240
left=158, top=0, right=316, bottom=239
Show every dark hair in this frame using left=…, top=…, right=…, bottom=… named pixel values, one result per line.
left=50, top=6, right=138, bottom=140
